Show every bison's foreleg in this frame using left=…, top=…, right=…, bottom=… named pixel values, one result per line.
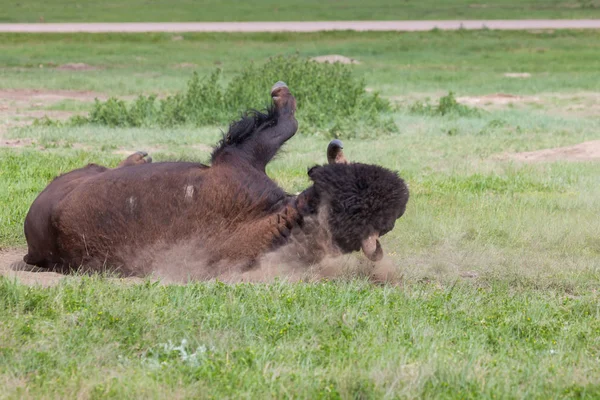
left=268, top=204, right=302, bottom=247
left=212, top=204, right=302, bottom=267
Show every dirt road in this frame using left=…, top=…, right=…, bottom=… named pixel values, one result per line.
left=0, top=20, right=599, bottom=33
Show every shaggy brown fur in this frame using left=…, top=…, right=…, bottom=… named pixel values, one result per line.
left=296, top=140, right=409, bottom=262
left=24, top=83, right=299, bottom=275
left=23, top=83, right=409, bottom=277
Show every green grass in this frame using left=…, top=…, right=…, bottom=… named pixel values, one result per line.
left=1, top=30, right=600, bottom=398
left=2, top=30, right=600, bottom=98
left=1, top=278, right=599, bottom=398
left=2, top=0, right=600, bottom=22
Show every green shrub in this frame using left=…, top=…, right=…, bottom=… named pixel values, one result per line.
left=66, top=55, right=396, bottom=138
left=409, top=91, right=480, bottom=117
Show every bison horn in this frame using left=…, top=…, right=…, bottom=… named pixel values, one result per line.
left=361, top=233, right=383, bottom=262
left=327, top=139, right=348, bottom=165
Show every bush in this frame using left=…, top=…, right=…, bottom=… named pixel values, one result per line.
left=68, top=55, right=396, bottom=138
left=409, top=91, right=480, bottom=117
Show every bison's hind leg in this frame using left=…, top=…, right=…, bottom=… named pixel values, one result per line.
left=118, top=151, right=152, bottom=168
left=23, top=251, right=58, bottom=270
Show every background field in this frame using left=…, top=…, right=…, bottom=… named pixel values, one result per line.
left=1, top=30, right=600, bottom=398
left=2, top=0, right=600, bottom=22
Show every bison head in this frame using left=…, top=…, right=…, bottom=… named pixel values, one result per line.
left=297, top=140, right=409, bottom=261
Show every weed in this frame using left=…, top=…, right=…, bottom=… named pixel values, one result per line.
left=68, top=56, right=395, bottom=138
left=32, top=116, right=63, bottom=128
left=409, top=92, right=481, bottom=118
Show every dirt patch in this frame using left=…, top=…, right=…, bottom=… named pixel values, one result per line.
left=0, top=248, right=148, bottom=287
left=457, top=93, right=539, bottom=107
left=8, top=110, right=75, bottom=122
left=0, top=248, right=65, bottom=287
left=546, top=92, right=600, bottom=118
left=504, top=72, right=531, bottom=78
left=0, top=89, right=103, bottom=103
left=172, top=62, right=197, bottom=68
left=56, top=63, right=99, bottom=71
left=0, top=139, right=35, bottom=148
left=0, top=89, right=102, bottom=137
left=0, top=138, right=36, bottom=148
left=496, top=140, right=600, bottom=162
left=0, top=110, right=76, bottom=140
left=311, top=55, right=360, bottom=65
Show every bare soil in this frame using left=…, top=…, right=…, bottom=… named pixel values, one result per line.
left=0, top=248, right=149, bottom=287
left=0, top=248, right=65, bottom=287
left=0, top=110, right=75, bottom=138
left=172, top=62, right=197, bottom=68
left=504, top=72, right=531, bottom=78
left=0, top=88, right=104, bottom=103
left=56, top=63, right=100, bottom=71
left=0, top=138, right=36, bottom=148
left=0, top=89, right=103, bottom=138
left=496, top=140, right=600, bottom=162
left=311, top=55, right=360, bottom=65
left=457, top=93, right=539, bottom=107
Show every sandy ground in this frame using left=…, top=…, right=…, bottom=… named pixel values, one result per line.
left=0, top=248, right=150, bottom=287
left=311, top=55, right=360, bottom=64
left=496, top=140, right=600, bottom=162
left=0, top=88, right=102, bottom=136
left=1, top=20, right=600, bottom=33
left=0, top=248, right=66, bottom=287
left=457, top=93, right=540, bottom=107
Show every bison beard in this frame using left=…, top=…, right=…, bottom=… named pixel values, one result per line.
left=22, top=83, right=409, bottom=282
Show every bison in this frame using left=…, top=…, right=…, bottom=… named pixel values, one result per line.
left=23, top=82, right=408, bottom=278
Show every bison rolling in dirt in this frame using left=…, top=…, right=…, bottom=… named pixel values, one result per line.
left=23, top=82, right=408, bottom=278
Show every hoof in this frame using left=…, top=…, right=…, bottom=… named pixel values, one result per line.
left=119, top=151, right=152, bottom=167
left=270, top=81, right=288, bottom=95
left=270, top=81, right=296, bottom=113
left=132, top=150, right=152, bottom=164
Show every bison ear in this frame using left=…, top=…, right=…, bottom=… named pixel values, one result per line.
left=327, top=139, right=348, bottom=165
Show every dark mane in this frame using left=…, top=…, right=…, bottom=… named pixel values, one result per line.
left=211, top=106, right=277, bottom=163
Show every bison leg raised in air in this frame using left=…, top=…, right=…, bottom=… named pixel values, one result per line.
left=211, top=81, right=298, bottom=171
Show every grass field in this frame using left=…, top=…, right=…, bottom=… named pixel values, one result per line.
left=2, top=30, right=600, bottom=96
left=1, top=30, right=600, bottom=398
left=2, top=0, right=600, bottom=22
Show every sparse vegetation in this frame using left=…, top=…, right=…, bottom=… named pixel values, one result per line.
left=409, top=92, right=481, bottom=117
left=68, top=56, right=395, bottom=138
